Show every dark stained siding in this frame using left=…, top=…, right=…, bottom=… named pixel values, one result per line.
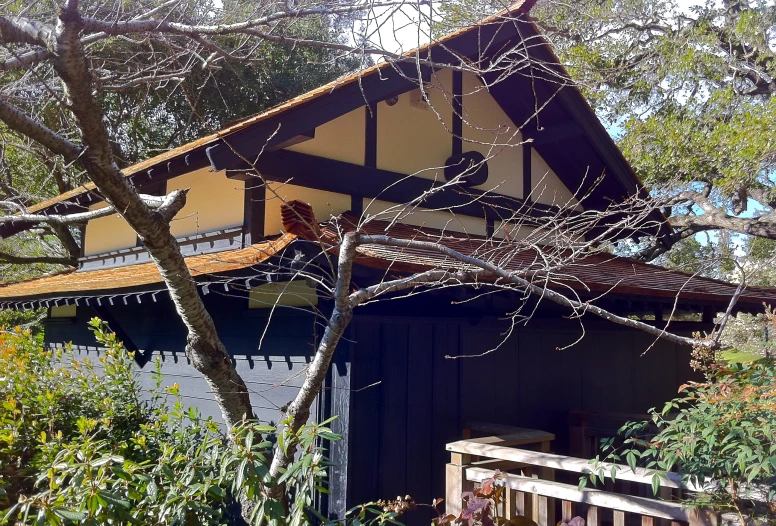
left=345, top=316, right=701, bottom=523
left=43, top=295, right=318, bottom=425
left=379, top=322, right=409, bottom=497
left=347, top=320, right=384, bottom=507
left=405, top=324, right=434, bottom=509
left=44, top=296, right=702, bottom=523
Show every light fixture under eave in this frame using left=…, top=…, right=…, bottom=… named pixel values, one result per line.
left=50, top=304, right=77, bottom=318
left=248, top=280, right=318, bottom=309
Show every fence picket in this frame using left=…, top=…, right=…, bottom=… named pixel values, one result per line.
left=587, top=506, right=599, bottom=526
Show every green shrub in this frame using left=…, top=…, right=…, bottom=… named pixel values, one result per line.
left=0, top=319, right=355, bottom=525
left=586, top=357, right=776, bottom=523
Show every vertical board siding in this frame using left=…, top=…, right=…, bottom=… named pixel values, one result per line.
left=405, top=324, right=435, bottom=523
left=460, top=324, right=499, bottom=425
left=378, top=322, right=409, bottom=498
left=347, top=320, right=384, bottom=507
left=346, top=316, right=700, bottom=522
left=430, top=323, right=461, bottom=504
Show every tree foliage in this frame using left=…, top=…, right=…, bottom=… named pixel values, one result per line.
left=586, top=342, right=776, bottom=523
left=0, top=320, right=376, bottom=525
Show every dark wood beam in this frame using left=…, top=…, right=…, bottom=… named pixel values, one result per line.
left=353, top=105, right=377, bottom=217
left=226, top=149, right=567, bottom=222
left=365, top=106, right=377, bottom=169
left=452, top=69, right=463, bottom=156
left=243, top=180, right=265, bottom=245
left=525, top=121, right=583, bottom=146
left=272, top=130, right=315, bottom=150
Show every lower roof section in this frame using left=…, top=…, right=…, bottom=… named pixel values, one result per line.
left=0, top=235, right=295, bottom=308
left=0, top=212, right=774, bottom=311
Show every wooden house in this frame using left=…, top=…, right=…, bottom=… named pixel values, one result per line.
left=1, top=2, right=774, bottom=521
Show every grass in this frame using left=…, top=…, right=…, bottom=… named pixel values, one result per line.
left=720, top=349, right=763, bottom=363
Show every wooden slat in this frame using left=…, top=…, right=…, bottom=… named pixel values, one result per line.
left=643, top=516, right=655, bottom=526
left=447, top=440, right=696, bottom=490
left=458, top=430, right=556, bottom=448
left=562, top=500, right=573, bottom=522
left=505, top=489, right=517, bottom=519
left=506, top=489, right=531, bottom=520
left=464, top=421, right=550, bottom=437
left=614, top=510, right=625, bottom=526
left=587, top=505, right=599, bottom=526
left=465, top=468, right=692, bottom=522
left=537, top=495, right=549, bottom=526
left=539, top=440, right=555, bottom=526
left=471, top=459, right=528, bottom=471
left=658, top=486, right=673, bottom=526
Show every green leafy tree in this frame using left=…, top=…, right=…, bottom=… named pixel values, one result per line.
left=584, top=323, right=776, bottom=524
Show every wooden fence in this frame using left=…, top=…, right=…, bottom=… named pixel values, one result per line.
left=446, top=428, right=717, bottom=526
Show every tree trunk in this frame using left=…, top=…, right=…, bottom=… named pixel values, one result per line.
left=267, top=232, right=358, bottom=505
left=48, top=3, right=253, bottom=428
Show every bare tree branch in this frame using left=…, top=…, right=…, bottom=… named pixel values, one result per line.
left=356, top=233, right=717, bottom=348
left=0, top=98, right=82, bottom=162
left=78, top=2, right=420, bottom=38
left=0, top=250, right=75, bottom=266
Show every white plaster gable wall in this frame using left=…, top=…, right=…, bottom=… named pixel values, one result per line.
left=167, top=168, right=245, bottom=238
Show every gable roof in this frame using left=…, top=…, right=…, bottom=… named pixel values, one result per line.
left=5, top=0, right=658, bottom=235
left=19, top=1, right=535, bottom=216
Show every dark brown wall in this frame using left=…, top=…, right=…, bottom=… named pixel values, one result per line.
left=344, top=316, right=700, bottom=523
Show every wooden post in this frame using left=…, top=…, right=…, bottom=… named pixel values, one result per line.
left=523, top=467, right=540, bottom=525
left=562, top=500, right=573, bottom=522
left=446, top=452, right=472, bottom=517
left=643, top=516, right=655, bottom=526
left=614, top=510, right=625, bottom=526
left=657, top=486, right=673, bottom=526
left=587, top=505, right=599, bottom=526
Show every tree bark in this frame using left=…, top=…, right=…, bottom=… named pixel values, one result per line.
left=267, top=231, right=358, bottom=503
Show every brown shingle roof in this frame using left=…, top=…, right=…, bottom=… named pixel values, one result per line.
left=0, top=235, right=294, bottom=302
left=3, top=210, right=769, bottom=311
left=301, top=210, right=776, bottom=309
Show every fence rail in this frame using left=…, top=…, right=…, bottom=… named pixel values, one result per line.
left=446, top=426, right=718, bottom=526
